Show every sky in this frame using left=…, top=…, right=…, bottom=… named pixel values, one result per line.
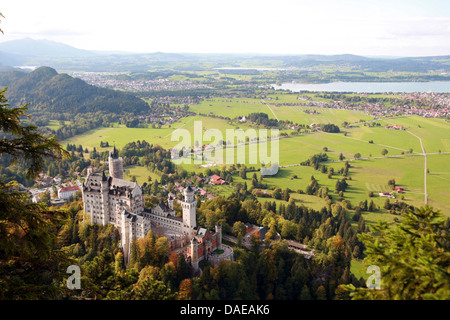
left=0, top=0, right=450, bottom=56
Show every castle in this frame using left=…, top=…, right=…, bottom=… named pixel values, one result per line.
left=82, top=147, right=233, bottom=269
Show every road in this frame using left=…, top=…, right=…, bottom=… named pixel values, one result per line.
left=261, top=99, right=279, bottom=121
left=383, top=119, right=428, bottom=205
left=405, top=130, right=428, bottom=204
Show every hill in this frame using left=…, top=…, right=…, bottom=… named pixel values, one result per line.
left=1, top=66, right=150, bottom=115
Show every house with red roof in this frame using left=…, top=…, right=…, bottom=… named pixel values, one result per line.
left=210, top=174, right=227, bottom=185
left=58, top=186, right=80, bottom=200
left=395, top=186, right=405, bottom=193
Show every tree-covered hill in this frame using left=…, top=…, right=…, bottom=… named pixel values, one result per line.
left=0, top=66, right=150, bottom=115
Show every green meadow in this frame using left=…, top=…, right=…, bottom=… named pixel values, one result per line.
left=188, top=98, right=274, bottom=119
left=426, top=153, right=450, bottom=213
left=62, top=94, right=450, bottom=221
left=188, top=96, right=376, bottom=126
left=46, top=120, right=69, bottom=131
left=123, top=165, right=161, bottom=185
left=257, top=193, right=329, bottom=212
left=382, top=116, right=450, bottom=153
left=63, top=116, right=198, bottom=151
left=270, top=104, right=374, bottom=125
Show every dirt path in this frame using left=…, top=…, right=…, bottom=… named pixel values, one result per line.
left=261, top=99, right=279, bottom=121
left=405, top=130, right=427, bottom=204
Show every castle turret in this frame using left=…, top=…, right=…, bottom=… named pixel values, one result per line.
left=215, top=223, right=223, bottom=250
left=182, top=186, right=197, bottom=234
left=167, top=194, right=174, bottom=210
left=190, top=237, right=199, bottom=270
left=108, top=146, right=124, bottom=179
left=100, top=171, right=110, bottom=225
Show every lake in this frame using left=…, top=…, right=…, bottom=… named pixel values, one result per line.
left=272, top=81, right=450, bottom=93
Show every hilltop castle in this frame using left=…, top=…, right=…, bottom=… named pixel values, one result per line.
left=82, top=147, right=233, bottom=269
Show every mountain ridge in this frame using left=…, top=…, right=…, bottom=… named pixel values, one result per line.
left=0, top=38, right=449, bottom=73
left=0, top=37, right=95, bottom=58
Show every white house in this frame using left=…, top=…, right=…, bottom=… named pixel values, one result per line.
left=58, top=186, right=80, bottom=200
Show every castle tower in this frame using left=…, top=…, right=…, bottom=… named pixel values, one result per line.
left=190, top=237, right=199, bottom=270
left=108, top=146, right=124, bottom=179
left=100, top=171, right=110, bottom=225
left=215, top=223, right=223, bottom=250
left=121, top=211, right=131, bottom=262
left=182, top=186, right=197, bottom=233
left=167, top=194, right=174, bottom=210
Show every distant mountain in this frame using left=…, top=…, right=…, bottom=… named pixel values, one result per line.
left=0, top=38, right=448, bottom=74
left=289, top=54, right=372, bottom=62
left=0, top=38, right=95, bottom=58
left=278, top=54, right=450, bottom=72
left=0, top=50, right=26, bottom=66
left=0, top=66, right=150, bottom=115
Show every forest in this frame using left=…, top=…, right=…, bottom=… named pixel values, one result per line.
left=1, top=66, right=150, bottom=115
left=52, top=194, right=366, bottom=300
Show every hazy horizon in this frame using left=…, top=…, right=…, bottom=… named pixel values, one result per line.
left=1, top=0, right=450, bottom=57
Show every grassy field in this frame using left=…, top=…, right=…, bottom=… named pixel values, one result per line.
left=207, top=151, right=446, bottom=221
left=188, top=96, right=378, bottom=126
left=271, top=104, right=374, bottom=125
left=426, top=153, right=450, bottom=213
left=258, top=193, right=329, bottom=212
left=188, top=98, right=274, bottom=120
left=123, top=165, right=160, bottom=185
left=63, top=116, right=198, bottom=150
left=62, top=93, right=450, bottom=220
left=63, top=115, right=266, bottom=151
left=382, top=116, right=450, bottom=153
left=63, top=116, right=450, bottom=219
left=46, top=120, right=69, bottom=131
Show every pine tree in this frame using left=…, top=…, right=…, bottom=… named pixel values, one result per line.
left=133, top=275, right=175, bottom=300
left=368, top=200, right=376, bottom=212
left=0, top=87, right=71, bottom=299
left=299, top=285, right=311, bottom=300
left=316, top=285, right=327, bottom=300
left=357, top=216, right=366, bottom=233
left=345, top=206, right=450, bottom=300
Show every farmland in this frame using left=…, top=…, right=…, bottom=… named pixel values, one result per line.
left=60, top=91, right=450, bottom=222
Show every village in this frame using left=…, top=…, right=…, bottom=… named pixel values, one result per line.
left=28, top=172, right=83, bottom=205
left=72, top=71, right=450, bottom=122
left=265, top=91, right=450, bottom=119
left=71, top=71, right=211, bottom=93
